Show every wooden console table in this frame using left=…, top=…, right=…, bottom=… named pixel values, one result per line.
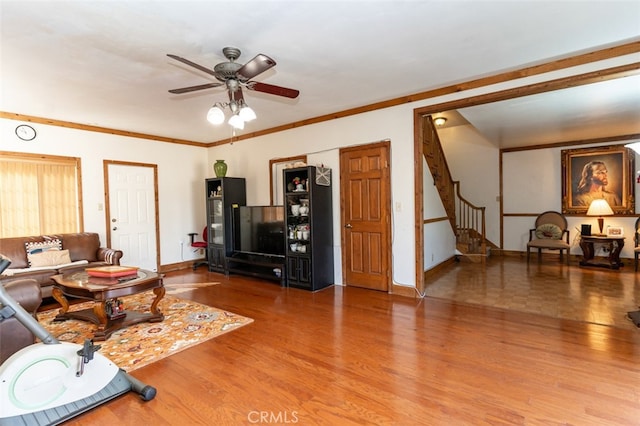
left=578, top=235, right=625, bottom=269
left=51, top=269, right=165, bottom=340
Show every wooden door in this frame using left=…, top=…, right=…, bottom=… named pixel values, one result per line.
left=340, top=142, right=391, bottom=291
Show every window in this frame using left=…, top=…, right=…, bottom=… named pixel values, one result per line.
left=0, top=151, right=83, bottom=237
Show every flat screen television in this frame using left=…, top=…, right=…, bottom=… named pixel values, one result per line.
left=235, top=206, right=285, bottom=256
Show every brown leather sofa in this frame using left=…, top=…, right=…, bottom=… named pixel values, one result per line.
left=0, top=278, right=42, bottom=363
left=0, top=232, right=123, bottom=298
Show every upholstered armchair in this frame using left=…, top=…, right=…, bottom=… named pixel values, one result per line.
left=527, top=211, right=571, bottom=265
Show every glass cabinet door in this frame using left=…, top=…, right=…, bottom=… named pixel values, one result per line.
left=209, top=198, right=224, bottom=245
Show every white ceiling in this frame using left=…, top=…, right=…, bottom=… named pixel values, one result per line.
left=455, top=74, right=640, bottom=147
left=1, top=1, right=639, bottom=148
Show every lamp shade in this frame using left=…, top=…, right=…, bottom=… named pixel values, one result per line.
left=207, top=106, right=225, bottom=125
left=228, top=114, right=245, bottom=130
left=239, top=105, right=256, bottom=122
left=586, top=199, right=614, bottom=217
left=587, top=198, right=613, bottom=234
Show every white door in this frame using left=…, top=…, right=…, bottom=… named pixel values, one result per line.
left=106, top=163, right=158, bottom=271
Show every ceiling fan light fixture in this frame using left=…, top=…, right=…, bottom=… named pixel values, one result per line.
left=207, top=105, right=225, bottom=125
left=168, top=47, right=299, bottom=131
left=228, top=114, right=245, bottom=130
left=239, top=105, right=256, bottom=122
left=433, top=117, right=447, bottom=126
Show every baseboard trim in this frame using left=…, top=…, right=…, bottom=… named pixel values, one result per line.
left=160, top=260, right=199, bottom=273
left=424, top=256, right=457, bottom=282
left=391, top=283, right=420, bottom=298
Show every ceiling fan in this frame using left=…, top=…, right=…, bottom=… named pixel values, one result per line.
left=167, top=47, right=300, bottom=99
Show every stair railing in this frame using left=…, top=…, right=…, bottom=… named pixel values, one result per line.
left=454, top=181, right=486, bottom=255
left=422, top=116, right=487, bottom=256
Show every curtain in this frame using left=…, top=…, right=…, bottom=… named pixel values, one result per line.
left=0, top=155, right=80, bottom=237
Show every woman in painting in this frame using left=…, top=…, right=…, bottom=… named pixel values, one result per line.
left=573, top=160, right=622, bottom=207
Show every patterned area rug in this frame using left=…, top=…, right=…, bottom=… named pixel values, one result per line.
left=37, top=289, right=252, bottom=372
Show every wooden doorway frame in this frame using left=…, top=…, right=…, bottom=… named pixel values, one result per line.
left=413, top=58, right=639, bottom=295
left=269, top=155, right=307, bottom=206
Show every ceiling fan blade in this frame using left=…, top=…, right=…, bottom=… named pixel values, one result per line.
left=237, top=54, right=276, bottom=80
left=167, top=54, right=218, bottom=77
left=248, top=82, right=300, bottom=99
left=168, top=82, right=223, bottom=94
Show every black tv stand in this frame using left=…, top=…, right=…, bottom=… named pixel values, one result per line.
left=226, top=252, right=285, bottom=286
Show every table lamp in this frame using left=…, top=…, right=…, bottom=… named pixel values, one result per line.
left=586, top=198, right=614, bottom=235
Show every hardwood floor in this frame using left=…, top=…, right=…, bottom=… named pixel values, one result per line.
left=425, top=255, right=640, bottom=329
left=68, top=258, right=639, bottom=425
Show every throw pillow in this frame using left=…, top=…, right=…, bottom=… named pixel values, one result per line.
left=24, top=239, right=62, bottom=267
left=535, top=223, right=562, bottom=240
left=28, top=249, right=72, bottom=268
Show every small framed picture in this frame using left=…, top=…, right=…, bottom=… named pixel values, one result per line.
left=606, top=226, right=624, bottom=237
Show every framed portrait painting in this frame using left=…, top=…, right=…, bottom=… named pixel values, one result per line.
left=561, top=145, right=634, bottom=215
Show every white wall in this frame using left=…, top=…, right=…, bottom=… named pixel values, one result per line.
left=208, top=106, right=419, bottom=287
left=439, top=124, right=501, bottom=246
left=0, top=119, right=210, bottom=266
left=502, top=141, right=640, bottom=259
left=3, top=53, right=635, bottom=286
left=422, top=157, right=457, bottom=270
left=1, top=102, right=434, bottom=288
left=439, top=126, right=640, bottom=259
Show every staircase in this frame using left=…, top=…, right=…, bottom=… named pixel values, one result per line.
left=422, top=116, right=489, bottom=262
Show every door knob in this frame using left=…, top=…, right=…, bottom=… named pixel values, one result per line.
left=112, top=227, right=117, bottom=231
left=345, top=223, right=353, bottom=228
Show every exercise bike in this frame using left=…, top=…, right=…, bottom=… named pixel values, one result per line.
left=0, top=255, right=156, bottom=425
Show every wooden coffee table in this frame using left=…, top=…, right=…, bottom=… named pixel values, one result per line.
left=51, top=269, right=165, bottom=341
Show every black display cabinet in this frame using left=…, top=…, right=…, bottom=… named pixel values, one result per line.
left=205, top=177, right=246, bottom=272
left=283, top=166, right=333, bottom=290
